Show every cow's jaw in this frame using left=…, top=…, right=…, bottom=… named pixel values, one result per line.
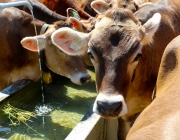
left=93, top=93, right=128, bottom=118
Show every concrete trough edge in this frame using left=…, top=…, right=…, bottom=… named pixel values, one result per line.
left=65, top=107, right=118, bottom=140
left=0, top=79, right=32, bottom=102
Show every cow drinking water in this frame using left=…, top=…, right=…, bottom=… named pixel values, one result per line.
left=0, top=7, right=90, bottom=90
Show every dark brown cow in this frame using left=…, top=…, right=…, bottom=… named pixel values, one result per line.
left=74, top=0, right=97, bottom=16
left=39, top=0, right=91, bottom=19
left=50, top=0, right=180, bottom=121
left=1, top=0, right=93, bottom=32
left=0, top=7, right=90, bottom=90
left=126, top=35, right=180, bottom=140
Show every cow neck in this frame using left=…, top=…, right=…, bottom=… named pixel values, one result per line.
left=39, top=23, right=49, bottom=72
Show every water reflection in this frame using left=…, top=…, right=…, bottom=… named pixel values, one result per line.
left=0, top=67, right=96, bottom=140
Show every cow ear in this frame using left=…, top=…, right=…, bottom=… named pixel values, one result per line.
left=137, top=2, right=153, bottom=10
left=142, top=13, right=161, bottom=45
left=69, top=17, right=85, bottom=32
left=91, top=0, right=110, bottom=14
left=66, top=8, right=81, bottom=20
left=51, top=27, right=90, bottom=56
left=21, top=37, right=46, bottom=52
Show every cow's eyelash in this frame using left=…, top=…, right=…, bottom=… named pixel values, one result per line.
left=133, top=53, right=142, bottom=62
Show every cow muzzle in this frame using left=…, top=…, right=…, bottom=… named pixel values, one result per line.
left=93, top=93, right=128, bottom=118
left=70, top=72, right=91, bottom=85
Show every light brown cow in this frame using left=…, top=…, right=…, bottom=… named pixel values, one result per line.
left=91, top=0, right=138, bottom=14
left=50, top=8, right=159, bottom=118
left=1, top=0, right=95, bottom=67
left=0, top=7, right=90, bottom=90
left=126, top=35, right=180, bottom=140
left=50, top=0, right=180, bottom=121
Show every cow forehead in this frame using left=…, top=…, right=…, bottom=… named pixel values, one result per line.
left=3, top=7, right=22, bottom=17
left=95, top=17, right=114, bottom=29
left=92, top=15, right=140, bottom=39
left=90, top=18, right=140, bottom=46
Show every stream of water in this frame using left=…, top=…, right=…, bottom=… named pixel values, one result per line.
left=30, top=10, right=45, bottom=104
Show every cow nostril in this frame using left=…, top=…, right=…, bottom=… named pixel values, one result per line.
left=97, top=101, right=105, bottom=114
left=80, top=75, right=91, bottom=84
left=114, top=102, right=122, bottom=116
left=96, top=100, right=123, bottom=116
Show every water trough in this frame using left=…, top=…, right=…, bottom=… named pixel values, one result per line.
left=0, top=69, right=130, bottom=140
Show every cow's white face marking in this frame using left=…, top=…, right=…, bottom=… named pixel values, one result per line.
left=93, top=93, right=128, bottom=118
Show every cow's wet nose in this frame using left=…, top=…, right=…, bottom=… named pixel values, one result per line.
left=97, top=101, right=122, bottom=116
left=80, top=75, right=91, bottom=84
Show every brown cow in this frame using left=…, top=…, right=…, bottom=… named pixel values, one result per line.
left=50, top=0, right=180, bottom=121
left=39, top=0, right=91, bottom=19
left=74, top=0, right=97, bottom=16
left=1, top=0, right=95, bottom=67
left=126, top=35, right=180, bottom=140
left=0, top=0, right=93, bottom=80
left=0, top=7, right=90, bottom=90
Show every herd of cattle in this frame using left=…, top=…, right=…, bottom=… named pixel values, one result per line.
left=1, top=0, right=180, bottom=139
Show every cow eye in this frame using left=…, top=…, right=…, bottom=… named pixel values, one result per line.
left=131, top=68, right=136, bottom=82
left=88, top=51, right=94, bottom=59
left=122, top=5, right=127, bottom=8
left=133, top=53, right=142, bottom=62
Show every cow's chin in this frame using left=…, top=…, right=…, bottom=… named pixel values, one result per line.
left=100, top=115, right=121, bottom=119
left=94, top=111, right=128, bottom=119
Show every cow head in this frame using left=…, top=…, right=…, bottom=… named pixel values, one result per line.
left=51, top=8, right=161, bottom=119
left=66, top=8, right=96, bottom=33
left=21, top=24, right=91, bottom=85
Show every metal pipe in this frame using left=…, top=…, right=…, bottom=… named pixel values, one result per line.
left=0, top=1, right=33, bottom=14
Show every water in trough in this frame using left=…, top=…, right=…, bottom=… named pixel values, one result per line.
left=0, top=67, right=96, bottom=140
